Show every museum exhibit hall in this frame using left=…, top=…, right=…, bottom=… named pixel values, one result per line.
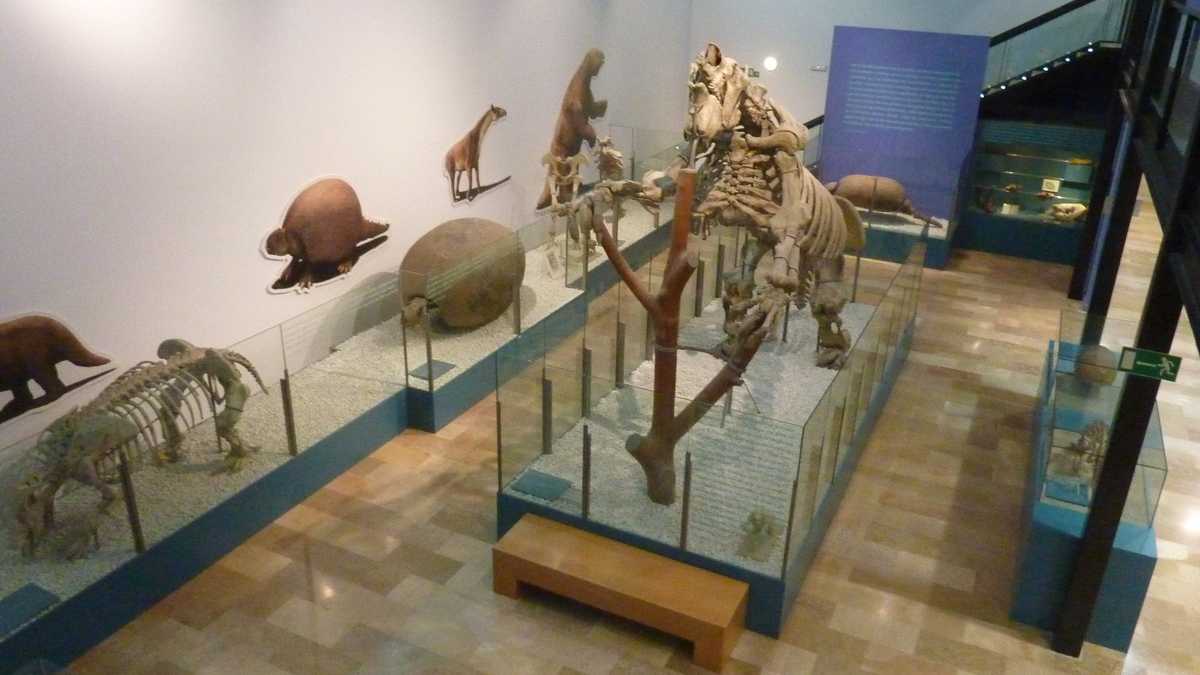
left=4, top=0, right=1200, bottom=673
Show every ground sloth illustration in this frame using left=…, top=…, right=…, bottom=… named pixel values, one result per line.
left=0, top=315, right=112, bottom=424
left=536, top=48, right=608, bottom=209
left=265, top=178, right=389, bottom=290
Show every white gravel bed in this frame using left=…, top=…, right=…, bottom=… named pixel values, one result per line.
left=0, top=366, right=399, bottom=635
left=506, top=298, right=875, bottom=576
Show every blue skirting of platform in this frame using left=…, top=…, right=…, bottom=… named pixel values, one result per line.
left=499, top=320, right=915, bottom=637
left=0, top=390, right=408, bottom=674
left=1010, top=341, right=1158, bottom=653
left=860, top=228, right=950, bottom=269
left=406, top=224, right=672, bottom=432
left=955, top=211, right=1080, bottom=264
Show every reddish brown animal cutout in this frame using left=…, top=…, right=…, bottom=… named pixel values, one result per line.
left=265, top=178, right=389, bottom=290
left=444, top=105, right=510, bottom=203
left=0, top=315, right=113, bottom=425
left=537, top=48, right=608, bottom=209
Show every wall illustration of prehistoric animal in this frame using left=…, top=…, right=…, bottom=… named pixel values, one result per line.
left=444, top=104, right=511, bottom=203
left=537, top=48, right=608, bottom=210
left=0, top=315, right=113, bottom=426
left=264, top=178, right=389, bottom=291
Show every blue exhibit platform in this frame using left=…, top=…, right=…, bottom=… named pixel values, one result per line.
left=955, top=210, right=1081, bottom=264
left=1010, top=341, right=1158, bottom=652
left=405, top=223, right=671, bottom=432
left=498, top=322, right=915, bottom=637
left=0, top=391, right=408, bottom=674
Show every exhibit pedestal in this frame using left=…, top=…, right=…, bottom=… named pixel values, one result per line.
left=494, top=514, right=747, bottom=672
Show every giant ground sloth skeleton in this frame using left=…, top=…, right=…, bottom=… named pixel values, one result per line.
left=682, top=44, right=864, bottom=367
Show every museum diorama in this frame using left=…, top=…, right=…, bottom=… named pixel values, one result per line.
left=494, top=43, right=926, bottom=635
left=3, top=0, right=1165, bottom=669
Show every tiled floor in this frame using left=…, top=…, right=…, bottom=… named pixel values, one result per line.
left=73, top=195, right=1200, bottom=674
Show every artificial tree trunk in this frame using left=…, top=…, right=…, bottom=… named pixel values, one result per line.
left=590, top=170, right=772, bottom=505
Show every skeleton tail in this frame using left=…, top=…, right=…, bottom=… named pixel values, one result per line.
left=223, top=351, right=268, bottom=394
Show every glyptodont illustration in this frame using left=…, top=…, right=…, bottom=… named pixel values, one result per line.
left=400, top=218, right=526, bottom=330
left=265, top=178, right=389, bottom=290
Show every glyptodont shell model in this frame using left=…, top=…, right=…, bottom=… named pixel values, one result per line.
left=400, top=218, right=525, bottom=330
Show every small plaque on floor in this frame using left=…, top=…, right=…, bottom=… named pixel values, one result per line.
left=511, top=470, right=572, bottom=501
left=411, top=360, right=455, bottom=381
left=0, top=583, right=61, bottom=639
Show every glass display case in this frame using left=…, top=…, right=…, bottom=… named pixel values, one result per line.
left=1040, top=310, right=1167, bottom=527
left=959, top=120, right=1105, bottom=263
left=496, top=227, right=926, bottom=633
left=1012, top=308, right=1165, bottom=652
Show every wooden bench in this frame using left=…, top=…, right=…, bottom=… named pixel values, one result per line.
left=492, top=514, right=748, bottom=671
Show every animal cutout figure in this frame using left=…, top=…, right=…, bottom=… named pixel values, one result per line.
left=265, top=178, right=389, bottom=290
left=0, top=316, right=112, bottom=425
left=444, top=104, right=510, bottom=202
left=537, top=48, right=608, bottom=209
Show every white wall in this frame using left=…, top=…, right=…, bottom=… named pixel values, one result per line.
left=0, top=0, right=692, bottom=447
left=687, top=0, right=1064, bottom=122
left=0, top=0, right=1068, bottom=448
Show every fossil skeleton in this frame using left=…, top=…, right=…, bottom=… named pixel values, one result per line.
left=681, top=43, right=865, bottom=368
left=15, top=340, right=265, bottom=558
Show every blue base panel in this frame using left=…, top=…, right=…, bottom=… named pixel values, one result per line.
left=955, top=211, right=1080, bottom=264
left=860, top=229, right=950, bottom=269
left=0, top=391, right=408, bottom=674
left=498, top=321, right=915, bottom=637
left=1010, top=341, right=1158, bottom=653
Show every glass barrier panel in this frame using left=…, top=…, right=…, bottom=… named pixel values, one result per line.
left=687, top=399, right=801, bottom=578
left=986, top=0, right=1129, bottom=88
left=280, top=274, right=404, bottom=452
left=574, top=375, right=662, bottom=541
left=496, top=322, right=551, bottom=491
left=585, top=271, right=621, bottom=410
left=631, top=128, right=686, bottom=178
left=616, top=249, right=655, bottom=387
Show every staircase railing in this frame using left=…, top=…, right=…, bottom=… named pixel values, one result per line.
left=985, top=0, right=1131, bottom=90
left=801, top=0, right=1134, bottom=169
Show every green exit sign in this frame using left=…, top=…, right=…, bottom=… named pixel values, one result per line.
left=1118, top=347, right=1182, bottom=382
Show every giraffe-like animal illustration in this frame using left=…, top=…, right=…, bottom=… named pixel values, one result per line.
left=444, top=104, right=510, bottom=203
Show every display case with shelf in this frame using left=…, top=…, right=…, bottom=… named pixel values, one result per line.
left=958, top=120, right=1105, bottom=262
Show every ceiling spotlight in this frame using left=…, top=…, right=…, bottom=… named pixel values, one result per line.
left=1065, top=57, right=1071, bottom=62
left=1022, top=75, right=1028, bottom=80
left=1000, top=84, right=1007, bottom=90
left=1043, top=66, right=1050, bottom=71
left=1088, top=47, right=1094, bottom=53
left=980, top=92, right=985, bottom=98
left=763, top=56, right=778, bottom=71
